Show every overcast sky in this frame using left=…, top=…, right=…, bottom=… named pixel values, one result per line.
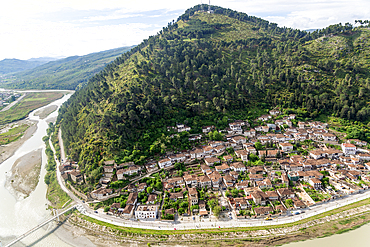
left=0, top=0, right=369, bottom=60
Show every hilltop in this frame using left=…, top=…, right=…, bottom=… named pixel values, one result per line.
left=57, top=4, right=370, bottom=188
left=0, top=46, right=134, bottom=90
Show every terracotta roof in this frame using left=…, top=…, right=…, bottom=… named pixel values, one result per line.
left=342, top=143, right=356, bottom=148
left=254, top=206, right=273, bottom=215
left=265, top=191, right=279, bottom=198
left=127, top=192, right=138, bottom=204
left=279, top=142, right=293, bottom=147
left=147, top=194, right=157, bottom=202
left=122, top=204, right=134, bottom=214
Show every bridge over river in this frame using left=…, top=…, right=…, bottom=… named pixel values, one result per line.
left=3, top=205, right=76, bottom=247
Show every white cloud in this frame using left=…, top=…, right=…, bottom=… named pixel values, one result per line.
left=0, top=0, right=369, bottom=60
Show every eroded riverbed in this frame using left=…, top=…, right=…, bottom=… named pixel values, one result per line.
left=0, top=93, right=73, bottom=246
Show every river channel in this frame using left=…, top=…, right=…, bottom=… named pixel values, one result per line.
left=283, top=223, right=370, bottom=247
left=0, top=93, right=73, bottom=246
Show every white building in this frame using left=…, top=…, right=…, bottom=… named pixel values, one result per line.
left=229, top=122, right=242, bottom=132
left=230, top=162, right=247, bottom=172
left=158, top=158, right=172, bottom=169
left=322, top=133, right=336, bottom=141
left=279, top=142, right=294, bottom=152
left=135, top=205, right=159, bottom=220
left=177, top=124, right=191, bottom=132
left=341, top=143, right=356, bottom=156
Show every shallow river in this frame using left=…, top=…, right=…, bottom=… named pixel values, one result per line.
left=0, top=93, right=72, bottom=246
left=283, top=223, right=370, bottom=247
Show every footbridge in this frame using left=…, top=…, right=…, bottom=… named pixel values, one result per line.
left=4, top=205, right=76, bottom=247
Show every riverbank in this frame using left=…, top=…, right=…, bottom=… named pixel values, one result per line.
left=0, top=92, right=79, bottom=247
left=63, top=198, right=370, bottom=246
left=0, top=120, right=37, bottom=164
left=5, top=149, right=42, bottom=199
left=0, top=91, right=64, bottom=125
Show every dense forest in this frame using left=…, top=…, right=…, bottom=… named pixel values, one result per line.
left=57, top=4, right=370, bottom=186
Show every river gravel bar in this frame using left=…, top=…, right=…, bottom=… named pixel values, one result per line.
left=6, top=149, right=42, bottom=199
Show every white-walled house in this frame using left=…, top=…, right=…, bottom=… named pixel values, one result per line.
left=341, top=143, right=356, bottom=156
left=158, top=158, right=172, bottom=168
left=279, top=142, right=294, bottom=152
left=135, top=205, right=158, bottom=220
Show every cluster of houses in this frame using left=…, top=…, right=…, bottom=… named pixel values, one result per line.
left=167, top=123, right=191, bottom=133
left=59, top=161, right=83, bottom=183
left=67, top=108, right=370, bottom=220
left=97, top=161, right=142, bottom=189
left=0, top=91, right=20, bottom=106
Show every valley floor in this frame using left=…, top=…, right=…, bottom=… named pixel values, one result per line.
left=0, top=119, right=37, bottom=164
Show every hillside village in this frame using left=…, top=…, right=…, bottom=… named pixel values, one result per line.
left=59, top=109, right=370, bottom=221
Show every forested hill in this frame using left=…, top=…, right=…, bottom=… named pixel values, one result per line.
left=58, top=4, right=370, bottom=184
left=0, top=46, right=134, bottom=90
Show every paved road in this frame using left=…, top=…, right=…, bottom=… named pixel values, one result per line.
left=0, top=93, right=26, bottom=112
left=50, top=131, right=82, bottom=205
left=54, top=129, right=370, bottom=231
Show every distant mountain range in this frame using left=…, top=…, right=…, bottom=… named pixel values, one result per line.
left=0, top=57, right=59, bottom=75
left=0, top=46, right=134, bottom=90
left=305, top=29, right=319, bottom=32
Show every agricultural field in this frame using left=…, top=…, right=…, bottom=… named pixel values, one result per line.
left=0, top=92, right=64, bottom=125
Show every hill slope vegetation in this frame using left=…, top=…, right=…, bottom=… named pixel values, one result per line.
left=57, top=5, right=370, bottom=187
left=0, top=46, right=134, bottom=90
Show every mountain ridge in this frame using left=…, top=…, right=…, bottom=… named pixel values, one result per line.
left=0, top=57, right=58, bottom=75
left=0, top=46, right=134, bottom=90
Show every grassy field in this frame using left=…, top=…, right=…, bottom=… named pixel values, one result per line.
left=47, top=172, right=71, bottom=208
left=44, top=134, right=71, bottom=209
left=0, top=124, right=29, bottom=145
left=0, top=92, right=64, bottom=125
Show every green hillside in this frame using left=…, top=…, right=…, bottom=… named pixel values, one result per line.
left=0, top=58, right=57, bottom=75
left=57, top=5, right=370, bottom=187
left=0, top=46, right=134, bottom=90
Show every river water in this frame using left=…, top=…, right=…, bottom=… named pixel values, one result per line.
left=0, top=93, right=72, bottom=247
left=283, top=223, right=370, bottom=247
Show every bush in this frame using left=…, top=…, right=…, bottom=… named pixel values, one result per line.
left=162, top=214, right=174, bottom=220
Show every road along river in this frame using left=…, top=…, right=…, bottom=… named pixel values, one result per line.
left=0, top=93, right=93, bottom=247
